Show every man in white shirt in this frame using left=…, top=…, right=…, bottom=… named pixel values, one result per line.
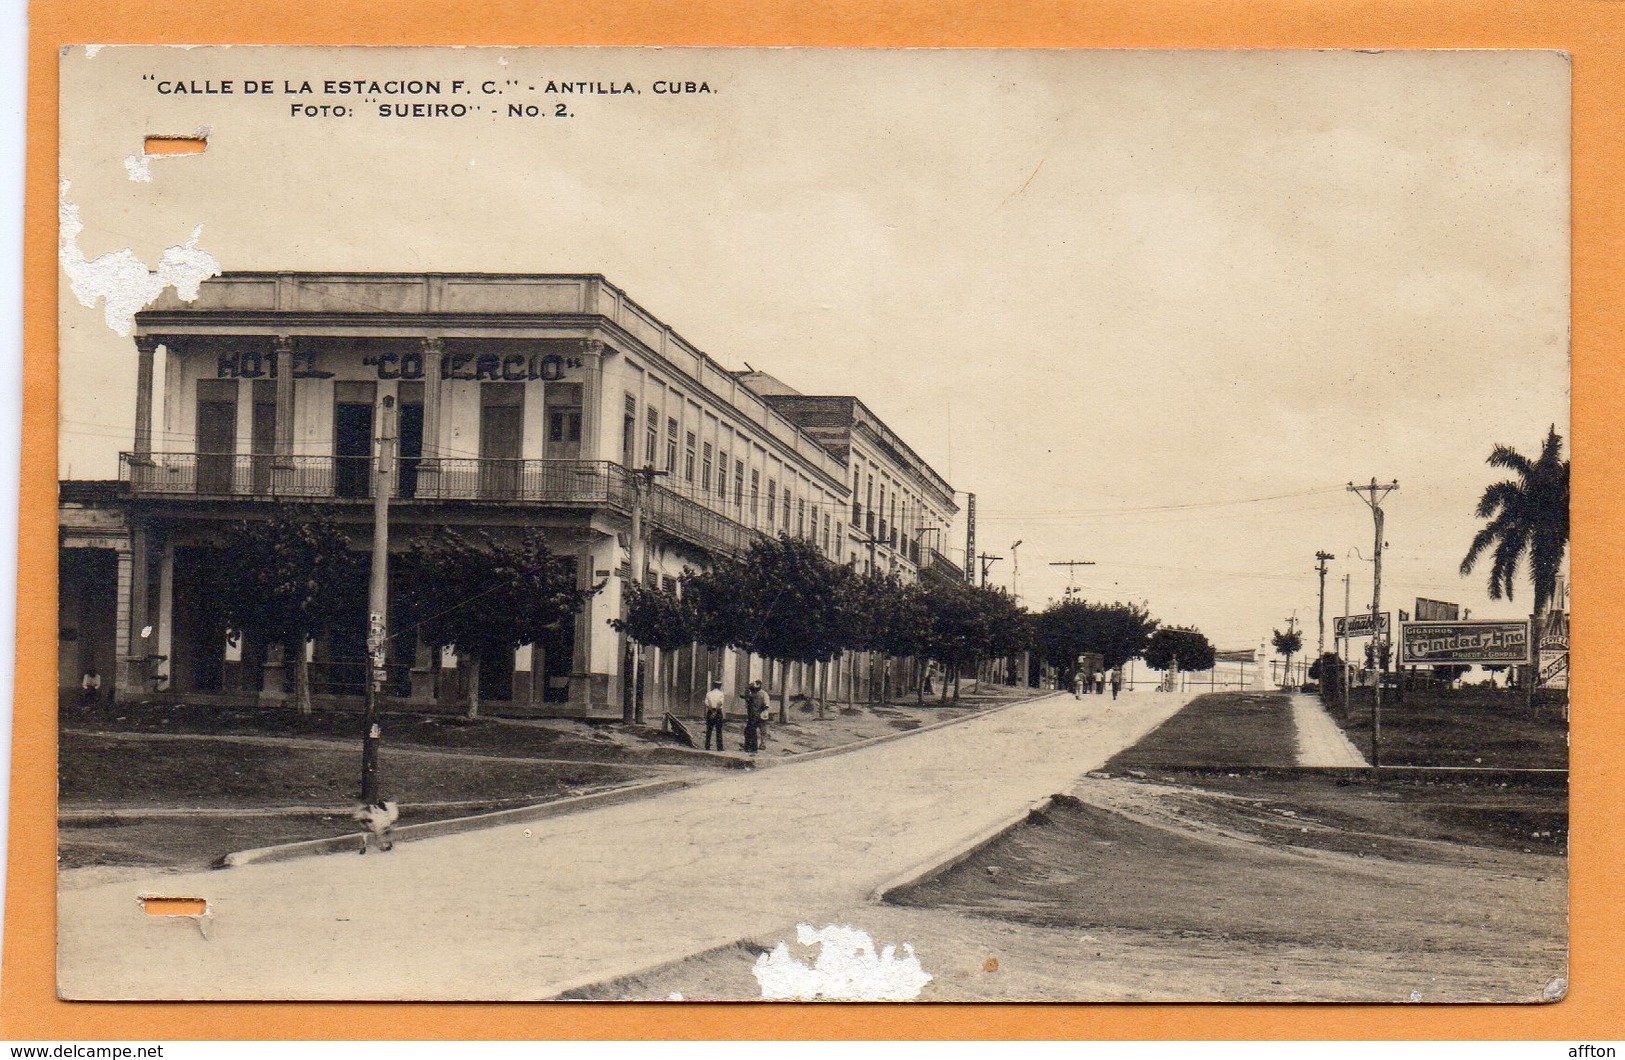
left=703, top=680, right=727, bottom=750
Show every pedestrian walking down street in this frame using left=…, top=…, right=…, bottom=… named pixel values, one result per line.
left=1073, top=671, right=1085, bottom=699
left=703, top=680, right=727, bottom=751
left=1110, top=668, right=1123, bottom=700
left=1095, top=670, right=1107, bottom=696
left=742, top=680, right=769, bottom=753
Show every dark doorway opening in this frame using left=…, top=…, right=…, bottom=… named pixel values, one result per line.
left=334, top=399, right=374, bottom=500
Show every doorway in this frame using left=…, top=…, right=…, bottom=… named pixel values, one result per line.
left=480, top=383, right=523, bottom=499
left=334, top=382, right=376, bottom=499
left=195, top=379, right=237, bottom=495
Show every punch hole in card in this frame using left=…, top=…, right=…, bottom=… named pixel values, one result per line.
left=143, top=135, right=207, bottom=156
left=141, top=896, right=208, bottom=917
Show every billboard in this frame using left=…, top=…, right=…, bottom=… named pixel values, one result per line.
left=1414, top=597, right=1460, bottom=621
left=1334, top=612, right=1389, bottom=639
left=1397, top=620, right=1531, bottom=665
left=1539, top=610, right=1569, bottom=651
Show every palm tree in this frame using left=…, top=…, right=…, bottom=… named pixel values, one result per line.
left=1460, top=426, right=1570, bottom=616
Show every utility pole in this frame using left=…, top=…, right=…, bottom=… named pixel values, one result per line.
left=1341, top=571, right=1352, bottom=717
left=625, top=464, right=668, bottom=725
left=977, top=552, right=1004, bottom=588
left=1348, top=478, right=1398, bottom=769
left=1314, top=550, right=1334, bottom=663
left=1049, top=560, right=1096, bottom=599
left=1009, top=539, right=1023, bottom=601
left=361, top=394, right=398, bottom=804
left=1284, top=613, right=1299, bottom=687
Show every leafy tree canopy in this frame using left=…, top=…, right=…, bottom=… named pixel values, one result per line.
left=1143, top=625, right=1216, bottom=673
left=1271, top=628, right=1304, bottom=658
left=691, top=535, right=849, bottom=665
left=1034, top=599, right=1157, bottom=673
left=217, top=504, right=365, bottom=648
left=610, top=579, right=696, bottom=652
left=402, top=528, right=597, bottom=663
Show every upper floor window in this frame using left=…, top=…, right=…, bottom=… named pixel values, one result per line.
left=665, top=417, right=678, bottom=472
left=644, top=407, right=658, bottom=468
left=766, top=479, right=777, bottom=530
left=684, top=431, right=697, bottom=483
left=622, top=395, right=637, bottom=466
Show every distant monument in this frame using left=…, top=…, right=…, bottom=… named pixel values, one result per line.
left=1250, top=639, right=1272, bottom=690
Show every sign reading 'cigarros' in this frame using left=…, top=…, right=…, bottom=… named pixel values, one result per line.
left=1397, top=620, right=1532, bottom=665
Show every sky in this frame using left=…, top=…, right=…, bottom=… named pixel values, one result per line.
left=57, top=47, right=1570, bottom=651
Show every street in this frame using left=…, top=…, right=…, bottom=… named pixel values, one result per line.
left=58, top=689, right=1197, bottom=1000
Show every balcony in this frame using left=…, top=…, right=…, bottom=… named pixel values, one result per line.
left=122, top=453, right=628, bottom=505
left=120, top=452, right=763, bottom=559
left=919, top=544, right=965, bottom=587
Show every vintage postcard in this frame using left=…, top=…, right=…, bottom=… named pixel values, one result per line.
left=55, top=46, right=1569, bottom=1002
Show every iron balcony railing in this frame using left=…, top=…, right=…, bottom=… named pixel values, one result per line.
left=919, top=544, right=965, bottom=584
left=121, top=452, right=630, bottom=506
left=120, top=451, right=762, bottom=559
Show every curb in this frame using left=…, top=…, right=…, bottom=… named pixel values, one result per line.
left=752, top=690, right=1064, bottom=769
left=218, top=778, right=691, bottom=868
left=545, top=933, right=777, bottom=1001
left=867, top=792, right=1066, bottom=903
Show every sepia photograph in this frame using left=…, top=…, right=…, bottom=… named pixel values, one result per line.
left=54, top=46, right=1569, bottom=1001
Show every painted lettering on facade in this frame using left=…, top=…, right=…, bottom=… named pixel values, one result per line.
left=216, top=351, right=582, bottom=381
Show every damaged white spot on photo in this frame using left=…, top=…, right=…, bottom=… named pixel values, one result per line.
left=752, top=925, right=933, bottom=1002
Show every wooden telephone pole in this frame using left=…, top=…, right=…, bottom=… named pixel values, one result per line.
left=1348, top=478, right=1398, bottom=768
left=1048, top=560, right=1095, bottom=599
left=1314, top=550, right=1334, bottom=662
left=361, top=394, right=397, bottom=804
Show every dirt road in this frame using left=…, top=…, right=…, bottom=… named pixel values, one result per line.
left=57, top=689, right=1196, bottom=1000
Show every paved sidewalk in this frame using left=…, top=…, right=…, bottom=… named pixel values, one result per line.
left=57, top=689, right=1196, bottom=1000
left=1290, top=693, right=1369, bottom=767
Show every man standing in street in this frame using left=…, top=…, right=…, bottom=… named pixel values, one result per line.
left=703, top=680, right=727, bottom=751
left=743, top=679, right=769, bottom=753
left=1110, top=668, right=1123, bottom=700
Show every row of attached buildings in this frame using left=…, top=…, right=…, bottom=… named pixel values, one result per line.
left=60, top=272, right=966, bottom=716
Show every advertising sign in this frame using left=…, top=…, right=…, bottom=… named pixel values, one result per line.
left=1539, top=610, right=1569, bottom=651
left=1334, top=612, right=1390, bottom=639
left=1414, top=597, right=1460, bottom=622
left=1397, top=620, right=1531, bottom=665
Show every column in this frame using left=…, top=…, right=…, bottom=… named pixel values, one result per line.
left=579, top=339, right=604, bottom=463
left=132, top=335, right=160, bottom=463
left=155, top=539, right=175, bottom=689
left=419, top=336, right=444, bottom=470
left=273, top=335, right=295, bottom=458
left=120, top=522, right=149, bottom=699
